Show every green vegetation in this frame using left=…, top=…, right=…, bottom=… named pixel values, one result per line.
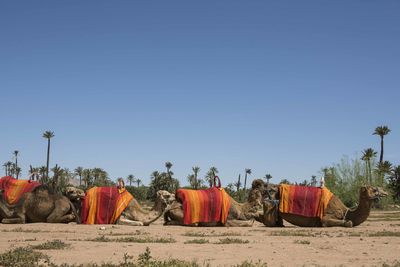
left=184, top=239, right=209, bottom=244
left=215, top=238, right=249, bottom=244
left=30, top=240, right=70, bottom=250
left=86, top=235, right=176, bottom=243
left=0, top=246, right=270, bottom=267
left=183, top=231, right=243, bottom=237
left=293, top=240, right=310, bottom=245
left=0, top=247, right=49, bottom=267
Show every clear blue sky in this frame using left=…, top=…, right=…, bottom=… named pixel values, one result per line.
left=1, top=1, right=399, bottom=186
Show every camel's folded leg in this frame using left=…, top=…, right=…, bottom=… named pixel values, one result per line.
left=47, top=213, right=75, bottom=223
left=0, top=202, right=15, bottom=219
left=321, top=216, right=352, bottom=227
left=46, top=199, right=77, bottom=223
left=225, top=220, right=254, bottom=227
left=163, top=220, right=185, bottom=226
left=117, top=217, right=144, bottom=226
left=2, top=217, right=25, bottom=224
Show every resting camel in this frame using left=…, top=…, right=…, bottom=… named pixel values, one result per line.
left=163, top=179, right=266, bottom=227
left=256, top=185, right=388, bottom=227
left=1, top=185, right=79, bottom=224
left=65, top=182, right=174, bottom=226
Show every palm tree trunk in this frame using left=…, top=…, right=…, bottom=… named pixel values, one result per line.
left=379, top=136, right=384, bottom=164
left=244, top=173, right=248, bottom=192
left=46, top=138, right=51, bottom=181
left=367, top=160, right=372, bottom=184
left=79, top=175, right=82, bottom=186
left=194, top=173, right=198, bottom=190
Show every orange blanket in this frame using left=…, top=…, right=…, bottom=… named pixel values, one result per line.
left=176, top=187, right=231, bottom=225
left=0, top=176, right=41, bottom=205
left=81, top=186, right=134, bottom=224
left=279, top=184, right=333, bottom=219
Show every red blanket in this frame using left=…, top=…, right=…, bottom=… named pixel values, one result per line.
left=279, top=184, right=333, bottom=219
left=81, top=186, right=133, bottom=224
left=0, top=176, right=40, bottom=205
left=176, top=187, right=231, bottom=225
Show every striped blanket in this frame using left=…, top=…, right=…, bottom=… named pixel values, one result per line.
left=81, top=186, right=134, bottom=224
left=176, top=187, right=231, bottom=225
left=279, top=184, right=333, bottom=219
left=0, top=176, right=40, bottom=205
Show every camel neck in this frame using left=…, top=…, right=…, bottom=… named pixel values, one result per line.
left=346, top=196, right=373, bottom=227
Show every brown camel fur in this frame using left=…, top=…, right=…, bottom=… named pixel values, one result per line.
left=256, top=185, right=388, bottom=227
left=1, top=185, right=79, bottom=224
left=163, top=179, right=266, bottom=227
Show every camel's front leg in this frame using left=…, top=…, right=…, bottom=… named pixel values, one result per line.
left=46, top=200, right=75, bottom=223
left=117, top=216, right=144, bottom=226
left=225, top=219, right=254, bottom=227
left=321, top=216, right=353, bottom=227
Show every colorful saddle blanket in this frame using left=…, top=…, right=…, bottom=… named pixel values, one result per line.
left=0, top=176, right=41, bottom=205
left=176, top=187, right=231, bottom=225
left=81, top=186, right=134, bottom=224
left=279, top=184, right=333, bottom=219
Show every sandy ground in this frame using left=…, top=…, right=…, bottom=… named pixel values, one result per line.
left=1, top=210, right=400, bottom=267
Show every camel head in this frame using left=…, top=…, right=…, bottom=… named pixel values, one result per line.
left=64, top=187, right=85, bottom=201
left=361, top=186, right=388, bottom=200
left=156, top=190, right=176, bottom=210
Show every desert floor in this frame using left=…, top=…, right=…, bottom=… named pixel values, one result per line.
left=1, top=210, right=400, bottom=267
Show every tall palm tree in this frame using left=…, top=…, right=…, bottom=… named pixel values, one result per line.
left=127, top=174, right=135, bottom=186
left=165, top=162, right=173, bottom=177
left=13, top=150, right=19, bottom=178
left=375, top=161, right=393, bottom=186
left=135, top=178, right=142, bottom=187
left=235, top=174, right=241, bottom=192
left=74, top=166, right=84, bottom=186
left=3, top=162, right=7, bottom=176
left=243, top=168, right=252, bottom=192
left=373, top=126, right=391, bottom=164
left=264, top=174, right=272, bottom=184
left=192, top=166, right=200, bottom=189
left=43, top=131, right=55, bottom=181
left=361, top=148, right=377, bottom=184
left=205, top=167, right=218, bottom=187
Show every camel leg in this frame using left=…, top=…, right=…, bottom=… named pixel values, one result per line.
left=117, top=217, right=144, bottom=226
left=225, top=220, right=254, bottom=227
left=46, top=200, right=75, bottom=223
left=164, top=220, right=185, bottom=226
left=0, top=201, right=15, bottom=219
left=321, top=216, right=353, bottom=227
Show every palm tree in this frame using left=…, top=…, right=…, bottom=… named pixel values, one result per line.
left=165, top=162, right=173, bottom=177
left=243, top=168, right=252, bottom=192
left=51, top=164, right=63, bottom=191
left=373, top=126, right=391, bottom=164
left=74, top=167, right=84, bottom=186
left=127, top=174, right=135, bottom=186
left=192, top=166, right=200, bottom=189
left=82, top=169, right=92, bottom=187
left=43, top=131, right=55, bottom=180
left=264, top=174, right=272, bottom=184
left=361, top=148, right=377, bottom=184
left=235, top=174, right=241, bottom=192
left=135, top=178, right=142, bottom=187
left=2, top=162, right=7, bottom=176
left=38, top=166, right=47, bottom=183
left=205, top=167, right=218, bottom=187
left=13, top=150, right=19, bottom=178
left=375, top=161, right=393, bottom=186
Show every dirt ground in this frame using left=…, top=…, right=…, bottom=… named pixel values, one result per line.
left=1, top=210, right=400, bottom=267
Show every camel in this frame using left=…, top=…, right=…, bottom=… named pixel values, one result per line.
left=65, top=185, right=174, bottom=226
left=163, top=179, right=267, bottom=227
left=1, top=185, right=79, bottom=224
left=256, top=185, right=388, bottom=227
